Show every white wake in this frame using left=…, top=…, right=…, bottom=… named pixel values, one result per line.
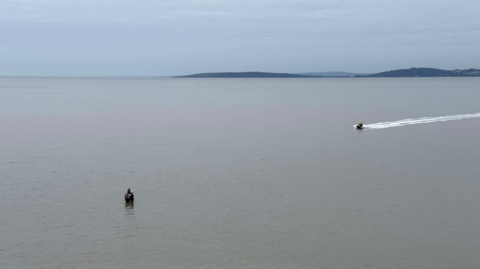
left=354, top=112, right=480, bottom=129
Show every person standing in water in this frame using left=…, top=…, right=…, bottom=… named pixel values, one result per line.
left=125, top=188, right=134, bottom=203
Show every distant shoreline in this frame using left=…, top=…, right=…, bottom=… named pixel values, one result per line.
left=2, top=67, right=480, bottom=78
left=176, top=68, right=480, bottom=78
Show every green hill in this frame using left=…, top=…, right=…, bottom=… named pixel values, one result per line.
left=358, top=68, right=480, bottom=77
left=176, top=72, right=308, bottom=78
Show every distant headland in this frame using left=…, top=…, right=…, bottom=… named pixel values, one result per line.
left=357, top=68, right=480, bottom=77
left=175, top=72, right=306, bottom=78
left=175, top=68, right=480, bottom=78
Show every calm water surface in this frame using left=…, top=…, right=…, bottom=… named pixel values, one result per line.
left=1, top=78, right=480, bottom=268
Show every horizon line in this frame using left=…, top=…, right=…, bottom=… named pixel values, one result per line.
left=1, top=67, right=479, bottom=79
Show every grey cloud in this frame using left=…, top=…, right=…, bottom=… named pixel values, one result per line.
left=1, top=0, right=479, bottom=75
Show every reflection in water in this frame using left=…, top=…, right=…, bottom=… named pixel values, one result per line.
left=123, top=203, right=136, bottom=236
left=124, top=203, right=134, bottom=215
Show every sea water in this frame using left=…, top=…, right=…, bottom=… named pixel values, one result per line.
left=1, top=77, right=480, bottom=268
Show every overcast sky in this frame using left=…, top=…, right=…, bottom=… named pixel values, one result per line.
left=1, top=0, right=479, bottom=76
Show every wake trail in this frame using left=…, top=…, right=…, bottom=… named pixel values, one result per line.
left=355, top=112, right=480, bottom=129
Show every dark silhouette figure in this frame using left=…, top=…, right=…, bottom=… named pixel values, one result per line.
left=125, top=188, right=134, bottom=203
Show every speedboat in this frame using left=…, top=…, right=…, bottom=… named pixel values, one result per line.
left=356, top=122, right=364, bottom=129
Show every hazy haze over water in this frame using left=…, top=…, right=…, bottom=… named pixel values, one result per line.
left=1, top=78, right=480, bottom=268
